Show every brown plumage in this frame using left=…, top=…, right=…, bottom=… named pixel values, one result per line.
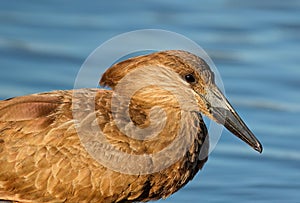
left=0, top=50, right=262, bottom=203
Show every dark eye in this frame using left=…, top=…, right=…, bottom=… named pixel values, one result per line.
left=185, top=74, right=196, bottom=83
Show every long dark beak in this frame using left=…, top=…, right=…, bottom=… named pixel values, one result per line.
left=204, top=86, right=263, bottom=153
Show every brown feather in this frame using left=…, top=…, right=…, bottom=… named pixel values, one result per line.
left=0, top=88, right=207, bottom=202
left=0, top=50, right=212, bottom=202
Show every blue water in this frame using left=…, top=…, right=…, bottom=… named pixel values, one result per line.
left=1, top=1, right=300, bottom=202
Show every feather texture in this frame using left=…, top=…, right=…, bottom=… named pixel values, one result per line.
left=0, top=87, right=207, bottom=202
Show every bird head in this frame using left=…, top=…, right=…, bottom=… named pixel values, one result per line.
left=100, top=50, right=263, bottom=153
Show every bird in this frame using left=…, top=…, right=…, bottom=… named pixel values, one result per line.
left=0, top=50, right=262, bottom=203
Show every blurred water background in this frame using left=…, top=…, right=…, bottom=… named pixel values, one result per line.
left=0, top=0, right=299, bottom=202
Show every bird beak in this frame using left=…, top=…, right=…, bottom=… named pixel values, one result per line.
left=203, top=86, right=263, bottom=153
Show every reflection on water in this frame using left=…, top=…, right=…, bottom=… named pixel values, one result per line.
left=0, top=0, right=299, bottom=202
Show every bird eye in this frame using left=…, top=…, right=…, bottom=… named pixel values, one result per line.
left=184, top=74, right=196, bottom=83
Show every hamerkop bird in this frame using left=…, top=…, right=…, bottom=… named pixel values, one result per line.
left=0, top=50, right=262, bottom=202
